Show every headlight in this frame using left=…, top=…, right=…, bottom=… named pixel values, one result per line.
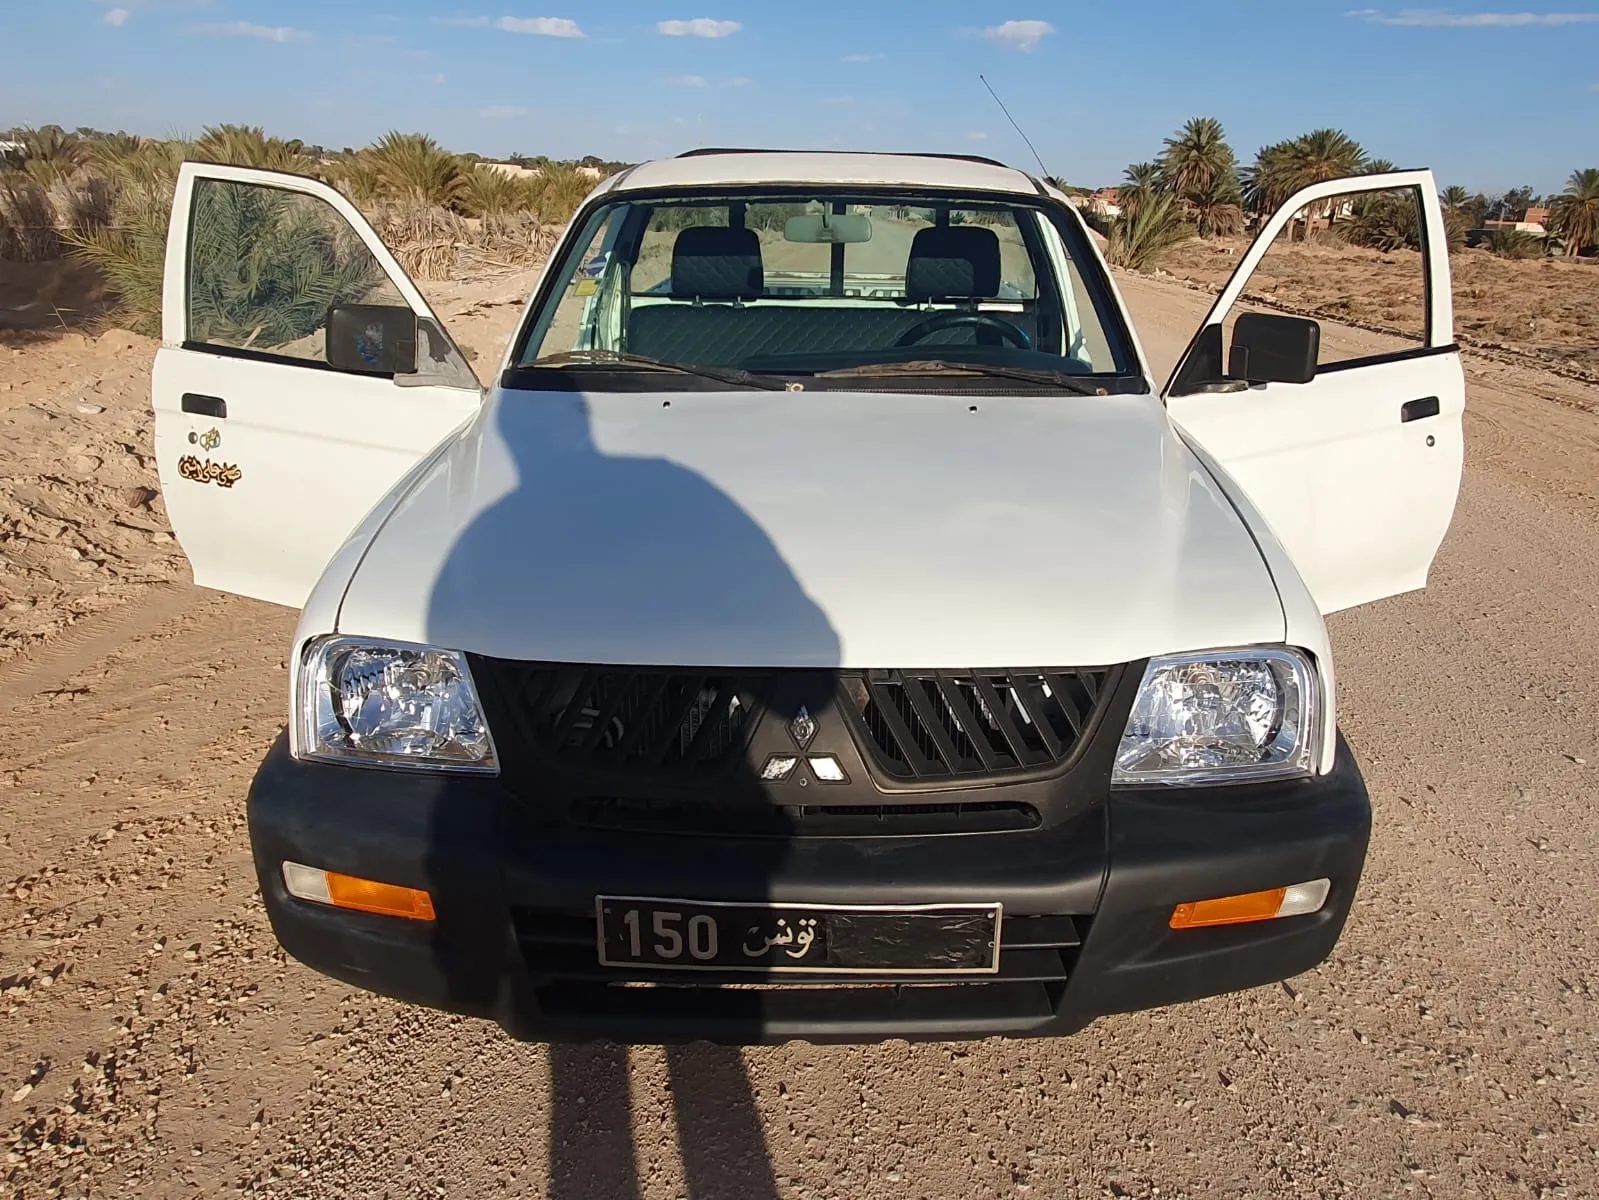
left=1113, top=647, right=1317, bottom=786
left=297, top=636, right=498, bottom=774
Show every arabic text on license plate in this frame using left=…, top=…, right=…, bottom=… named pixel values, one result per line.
left=594, top=897, right=1001, bottom=975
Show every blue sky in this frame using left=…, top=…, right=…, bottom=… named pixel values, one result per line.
left=3, top=2, right=1596, bottom=192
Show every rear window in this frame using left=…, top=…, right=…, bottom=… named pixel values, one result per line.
left=630, top=202, right=1038, bottom=301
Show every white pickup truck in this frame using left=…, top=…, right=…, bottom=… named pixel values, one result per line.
left=151, top=149, right=1462, bottom=1043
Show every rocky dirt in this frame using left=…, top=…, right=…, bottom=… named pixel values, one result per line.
left=1, top=265, right=1597, bottom=1199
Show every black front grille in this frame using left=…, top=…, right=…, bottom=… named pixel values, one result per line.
left=843, top=668, right=1109, bottom=781
left=568, top=796, right=1041, bottom=838
left=474, top=663, right=767, bottom=776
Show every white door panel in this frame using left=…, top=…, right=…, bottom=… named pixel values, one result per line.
left=153, top=162, right=481, bottom=608
left=152, top=350, right=475, bottom=606
left=1169, top=353, right=1464, bottom=614
left=1163, top=170, right=1464, bottom=614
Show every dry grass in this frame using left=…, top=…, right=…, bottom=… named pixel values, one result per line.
left=365, top=205, right=562, bottom=280
left=1157, top=236, right=1599, bottom=374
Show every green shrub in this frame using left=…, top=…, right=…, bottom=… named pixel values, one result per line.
left=0, top=173, right=61, bottom=261
left=1487, top=229, right=1544, bottom=260
left=1107, top=192, right=1194, bottom=271
left=458, top=166, right=538, bottom=218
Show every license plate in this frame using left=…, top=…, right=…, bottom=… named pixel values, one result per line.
left=595, top=896, right=1002, bottom=974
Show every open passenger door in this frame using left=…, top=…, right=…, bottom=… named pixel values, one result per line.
left=1162, top=170, right=1464, bottom=614
left=152, top=162, right=482, bottom=608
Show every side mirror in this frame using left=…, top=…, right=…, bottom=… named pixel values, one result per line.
left=1228, top=313, right=1319, bottom=385
left=326, top=303, right=418, bottom=375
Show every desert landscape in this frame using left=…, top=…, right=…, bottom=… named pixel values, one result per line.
left=1157, top=236, right=1599, bottom=378
left=2, top=119, right=1599, bottom=1198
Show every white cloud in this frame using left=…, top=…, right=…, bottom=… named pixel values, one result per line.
left=102, top=7, right=130, bottom=27
left=433, top=73, right=447, bottom=85
left=190, top=21, right=311, bottom=43
left=667, top=74, right=708, bottom=87
left=444, top=15, right=586, bottom=37
left=820, top=95, right=856, bottom=106
left=657, top=17, right=741, bottom=38
left=842, top=52, right=884, bottom=62
left=966, top=131, right=990, bottom=141
left=726, top=75, right=753, bottom=87
left=478, top=105, right=528, bottom=118
left=982, top=19, right=1055, bottom=51
left=1347, top=7, right=1599, bottom=25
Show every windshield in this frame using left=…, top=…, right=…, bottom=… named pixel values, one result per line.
left=512, top=190, right=1139, bottom=387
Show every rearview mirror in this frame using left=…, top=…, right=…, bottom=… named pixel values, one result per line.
left=326, top=303, right=418, bottom=375
left=1228, top=313, right=1319, bottom=385
left=783, top=212, right=873, bottom=244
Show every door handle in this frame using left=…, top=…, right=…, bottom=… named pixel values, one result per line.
left=182, top=393, right=227, bottom=419
left=1400, top=396, right=1439, bottom=423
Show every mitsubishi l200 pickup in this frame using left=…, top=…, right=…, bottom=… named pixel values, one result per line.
left=150, top=149, right=1463, bottom=1043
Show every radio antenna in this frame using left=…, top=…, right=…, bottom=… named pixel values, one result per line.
left=979, top=74, right=1053, bottom=182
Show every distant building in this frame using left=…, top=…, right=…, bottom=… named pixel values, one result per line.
left=1482, top=218, right=1548, bottom=235
left=1079, top=188, right=1122, bottom=220
left=480, top=161, right=539, bottom=180
left=480, top=161, right=607, bottom=181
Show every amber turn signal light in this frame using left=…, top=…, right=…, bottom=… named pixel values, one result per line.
left=1170, top=878, right=1330, bottom=930
left=281, top=861, right=437, bottom=921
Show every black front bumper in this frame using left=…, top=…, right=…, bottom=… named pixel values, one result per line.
left=247, top=733, right=1371, bottom=1044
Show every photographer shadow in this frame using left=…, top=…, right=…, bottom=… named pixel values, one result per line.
left=549, top=1042, right=779, bottom=1200
left=422, top=390, right=840, bottom=1197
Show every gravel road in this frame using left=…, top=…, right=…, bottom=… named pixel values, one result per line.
left=3, top=272, right=1596, bottom=1199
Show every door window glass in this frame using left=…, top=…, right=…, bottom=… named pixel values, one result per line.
left=1217, top=185, right=1430, bottom=370
left=186, top=178, right=406, bottom=363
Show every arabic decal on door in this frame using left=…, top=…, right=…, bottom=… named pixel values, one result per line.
left=177, top=455, right=243, bottom=489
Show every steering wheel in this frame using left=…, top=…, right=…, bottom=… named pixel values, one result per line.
left=894, top=312, right=1032, bottom=350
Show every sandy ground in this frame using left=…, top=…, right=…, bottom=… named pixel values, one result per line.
left=2, top=265, right=1598, bottom=1199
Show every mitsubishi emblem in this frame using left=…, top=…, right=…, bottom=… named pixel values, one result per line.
left=788, top=705, right=818, bottom=749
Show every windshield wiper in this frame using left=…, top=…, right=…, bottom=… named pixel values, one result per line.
left=815, top=360, right=1110, bottom=395
left=529, top=350, right=784, bottom=391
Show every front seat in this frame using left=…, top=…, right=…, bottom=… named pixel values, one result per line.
left=901, top=225, right=1033, bottom=348
left=628, top=226, right=765, bottom=363
left=905, top=226, right=1002, bottom=302
left=669, top=226, right=764, bottom=301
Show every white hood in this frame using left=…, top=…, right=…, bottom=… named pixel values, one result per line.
left=335, top=388, right=1283, bottom=667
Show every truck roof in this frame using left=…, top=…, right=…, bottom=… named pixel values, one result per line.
left=597, top=148, right=1046, bottom=199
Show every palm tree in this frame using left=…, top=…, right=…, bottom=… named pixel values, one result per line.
left=458, top=165, right=538, bottom=217
left=1549, top=168, right=1599, bottom=256
left=1287, top=129, right=1367, bottom=189
left=1157, top=117, right=1236, bottom=199
left=1107, top=191, right=1193, bottom=270
left=364, top=132, right=468, bottom=207
left=1118, top=161, right=1160, bottom=219
left=1187, top=174, right=1245, bottom=238
left=1440, top=185, right=1470, bottom=214
left=18, top=125, right=85, bottom=188
left=193, top=125, right=315, bottom=174
left=1266, top=129, right=1368, bottom=240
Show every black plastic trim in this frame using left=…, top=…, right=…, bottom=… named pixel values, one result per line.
left=1317, top=342, right=1459, bottom=374
left=675, top=147, right=1014, bottom=170
left=247, top=727, right=1371, bottom=1043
